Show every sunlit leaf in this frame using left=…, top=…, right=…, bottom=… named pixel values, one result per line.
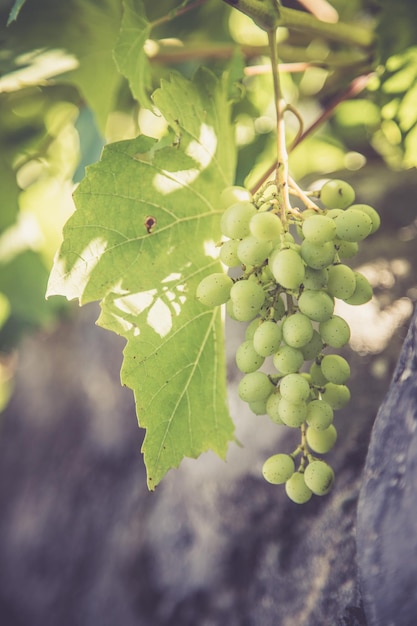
left=47, top=68, right=237, bottom=488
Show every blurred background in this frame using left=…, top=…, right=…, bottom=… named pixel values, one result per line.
left=0, top=0, right=417, bottom=624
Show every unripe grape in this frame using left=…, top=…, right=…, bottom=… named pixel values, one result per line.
left=253, top=320, right=282, bottom=356
left=302, top=214, right=337, bottom=244
left=230, top=279, right=265, bottom=321
left=237, top=236, right=273, bottom=266
left=220, top=239, right=240, bottom=267
left=245, top=317, right=262, bottom=340
left=236, top=340, right=265, bottom=373
left=306, top=399, right=334, bottom=430
left=327, top=264, right=356, bottom=300
left=303, top=267, right=328, bottom=290
left=326, top=208, right=344, bottom=219
left=334, top=239, right=358, bottom=259
left=344, top=271, right=373, bottom=305
left=334, top=208, right=373, bottom=242
left=309, top=362, right=328, bottom=386
left=278, top=397, right=308, bottom=427
left=320, top=179, right=355, bottom=209
left=220, top=186, right=252, bottom=209
left=270, top=247, right=305, bottom=290
left=238, top=372, right=274, bottom=403
left=319, top=315, right=351, bottom=348
left=285, top=472, right=313, bottom=503
left=300, top=330, right=323, bottom=361
left=282, top=312, right=314, bottom=348
left=350, top=204, right=380, bottom=234
left=300, top=239, right=335, bottom=270
left=322, top=382, right=351, bottom=409
left=304, top=460, right=335, bottom=495
left=262, top=453, right=295, bottom=484
left=306, top=424, right=337, bottom=453
left=249, top=398, right=268, bottom=415
left=279, top=373, right=311, bottom=402
left=221, top=202, right=257, bottom=239
left=266, top=392, right=284, bottom=424
left=273, top=345, right=304, bottom=374
left=250, top=211, right=283, bottom=240
left=196, top=273, right=233, bottom=306
left=298, top=289, right=334, bottom=322
left=321, top=354, right=350, bottom=384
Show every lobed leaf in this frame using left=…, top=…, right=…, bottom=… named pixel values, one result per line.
left=47, top=68, right=237, bottom=488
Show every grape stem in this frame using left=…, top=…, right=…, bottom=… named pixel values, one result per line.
left=288, top=176, right=321, bottom=211
left=268, top=27, right=292, bottom=224
left=250, top=72, right=374, bottom=194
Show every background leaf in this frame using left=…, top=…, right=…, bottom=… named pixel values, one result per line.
left=47, top=68, right=237, bottom=487
left=113, top=0, right=153, bottom=109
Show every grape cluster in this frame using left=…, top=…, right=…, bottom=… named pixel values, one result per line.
left=196, top=179, right=379, bottom=503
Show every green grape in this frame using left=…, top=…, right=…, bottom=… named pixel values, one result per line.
left=302, top=214, right=337, bottom=244
left=306, top=399, right=334, bottom=430
left=262, top=453, right=295, bottom=484
left=279, top=373, right=311, bottom=402
left=226, top=298, right=238, bottom=320
left=320, top=179, right=355, bottom=209
left=320, top=354, right=350, bottom=384
left=306, top=424, right=337, bottom=453
left=350, top=204, right=380, bottom=234
left=322, top=382, right=351, bottom=409
left=249, top=398, right=268, bottom=415
left=266, top=392, right=284, bottom=424
left=250, top=211, right=283, bottom=241
left=282, top=312, right=314, bottom=348
left=271, top=294, right=286, bottom=320
left=196, top=273, right=233, bottom=306
left=278, top=397, right=308, bottom=427
left=230, top=280, right=265, bottom=321
left=285, top=471, right=313, bottom=503
left=334, top=239, right=358, bottom=259
left=303, top=267, right=328, bottom=290
left=270, top=247, right=305, bottom=290
left=221, top=202, right=257, bottom=239
left=326, top=264, right=356, bottom=300
left=273, top=345, right=304, bottom=374
left=220, top=239, right=241, bottom=267
left=304, top=460, right=335, bottom=495
left=334, top=208, right=373, bottom=242
left=344, top=271, right=373, bottom=305
left=238, top=371, right=275, bottom=403
left=300, top=239, right=335, bottom=270
left=309, top=362, right=328, bottom=386
left=245, top=317, right=262, bottom=340
left=236, top=340, right=265, bottom=373
left=326, top=208, right=344, bottom=219
left=220, top=186, right=252, bottom=209
left=300, top=330, right=323, bottom=361
left=238, top=236, right=273, bottom=266
left=297, top=289, right=334, bottom=322
left=253, top=320, right=282, bottom=356
left=319, top=315, right=351, bottom=348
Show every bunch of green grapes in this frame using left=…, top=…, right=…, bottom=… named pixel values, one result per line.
left=196, top=179, right=379, bottom=503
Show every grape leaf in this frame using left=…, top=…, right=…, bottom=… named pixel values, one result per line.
left=113, top=0, right=153, bottom=109
left=47, top=68, right=237, bottom=488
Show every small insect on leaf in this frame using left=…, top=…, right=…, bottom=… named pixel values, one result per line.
left=144, top=215, right=157, bottom=234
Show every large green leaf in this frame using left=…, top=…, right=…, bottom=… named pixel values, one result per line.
left=47, top=68, right=237, bottom=488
